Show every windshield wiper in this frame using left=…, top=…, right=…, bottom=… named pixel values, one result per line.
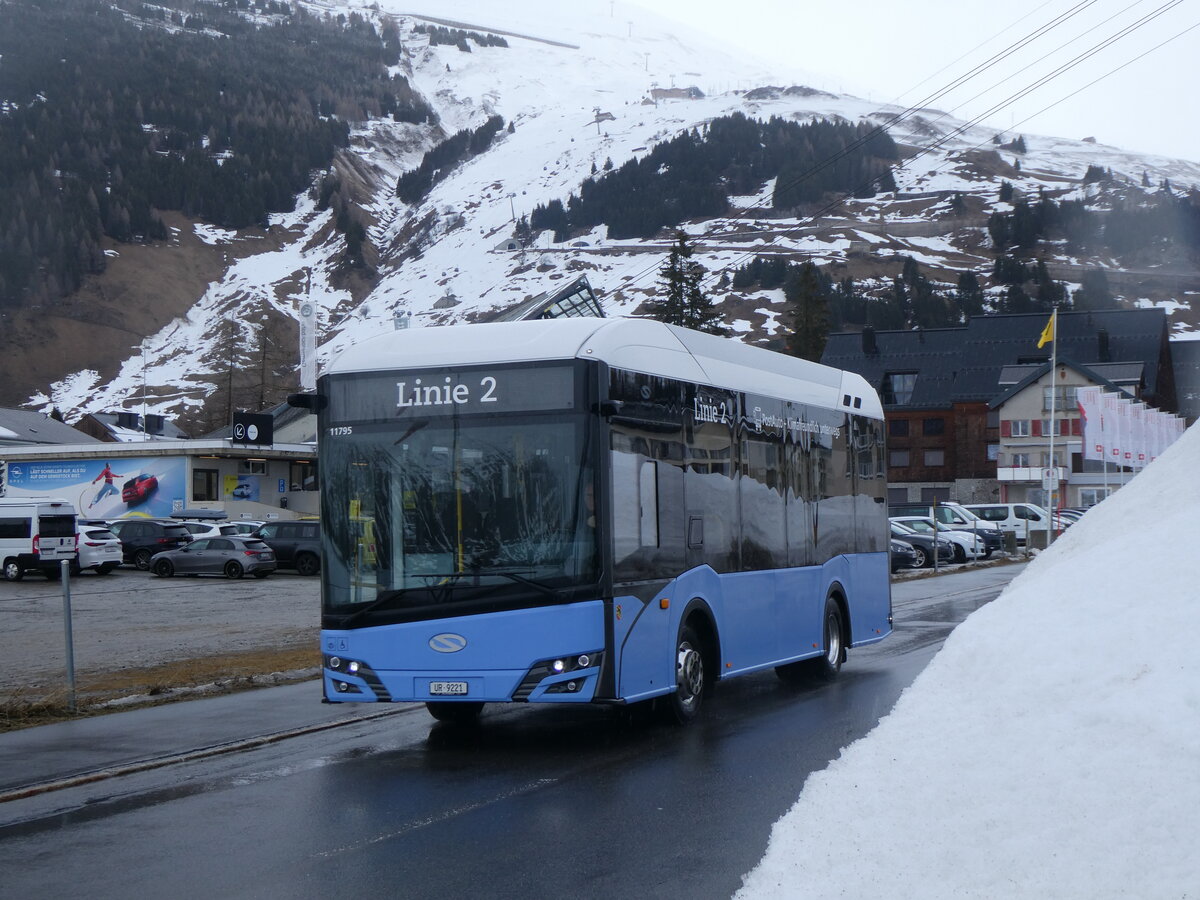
left=338, top=588, right=420, bottom=627
left=471, top=567, right=561, bottom=598
left=336, top=568, right=563, bottom=626
left=417, top=567, right=563, bottom=599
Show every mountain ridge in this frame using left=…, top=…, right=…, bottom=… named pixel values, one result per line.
left=6, top=0, right=1199, bottom=433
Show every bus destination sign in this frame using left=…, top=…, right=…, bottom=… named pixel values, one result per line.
left=328, top=365, right=576, bottom=423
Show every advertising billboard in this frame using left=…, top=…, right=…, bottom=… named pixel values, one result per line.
left=3, top=457, right=187, bottom=519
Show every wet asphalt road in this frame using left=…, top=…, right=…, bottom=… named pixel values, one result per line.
left=0, top=564, right=1022, bottom=900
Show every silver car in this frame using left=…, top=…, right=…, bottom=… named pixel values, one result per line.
left=150, top=536, right=277, bottom=579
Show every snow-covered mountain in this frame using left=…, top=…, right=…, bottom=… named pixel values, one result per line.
left=28, top=0, right=1200, bottom=427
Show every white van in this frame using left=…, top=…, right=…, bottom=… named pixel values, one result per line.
left=0, top=497, right=78, bottom=581
left=962, top=502, right=1060, bottom=544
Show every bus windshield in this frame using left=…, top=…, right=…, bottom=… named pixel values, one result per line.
left=321, top=413, right=598, bottom=618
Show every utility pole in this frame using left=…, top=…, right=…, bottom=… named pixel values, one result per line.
left=140, top=340, right=148, bottom=442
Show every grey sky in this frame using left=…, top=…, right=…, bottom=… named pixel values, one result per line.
left=625, top=0, right=1199, bottom=162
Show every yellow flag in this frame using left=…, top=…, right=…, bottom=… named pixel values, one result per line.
left=1037, top=313, right=1055, bottom=348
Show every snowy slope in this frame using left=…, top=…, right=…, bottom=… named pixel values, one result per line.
left=28, top=0, right=1200, bottom=422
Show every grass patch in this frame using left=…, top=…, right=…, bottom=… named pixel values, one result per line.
left=0, top=644, right=321, bottom=733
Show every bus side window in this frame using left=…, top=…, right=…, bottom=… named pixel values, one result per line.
left=638, top=460, right=659, bottom=548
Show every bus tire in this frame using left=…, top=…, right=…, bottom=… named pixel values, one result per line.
left=662, top=623, right=708, bottom=725
left=807, top=598, right=846, bottom=682
left=426, top=701, right=484, bottom=724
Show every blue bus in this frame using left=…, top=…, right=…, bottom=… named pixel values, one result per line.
left=311, top=318, right=891, bottom=724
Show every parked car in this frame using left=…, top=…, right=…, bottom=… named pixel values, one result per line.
left=150, top=536, right=277, bottom=579
left=891, top=516, right=986, bottom=564
left=889, top=521, right=955, bottom=568
left=890, top=538, right=918, bottom=573
left=962, top=502, right=1063, bottom=545
left=74, top=522, right=123, bottom=575
left=1052, top=509, right=1084, bottom=529
left=226, top=520, right=265, bottom=536
left=178, top=521, right=243, bottom=540
left=121, top=473, right=158, bottom=505
left=888, top=501, right=1004, bottom=548
left=107, top=518, right=194, bottom=570
left=252, top=520, right=321, bottom=576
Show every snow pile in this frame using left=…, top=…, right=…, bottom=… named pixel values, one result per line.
left=738, top=422, right=1200, bottom=898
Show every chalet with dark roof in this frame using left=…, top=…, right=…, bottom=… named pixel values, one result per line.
left=821, top=309, right=1176, bottom=504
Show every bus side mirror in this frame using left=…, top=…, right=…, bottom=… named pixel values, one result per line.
left=288, top=392, right=326, bottom=411
left=593, top=400, right=625, bottom=418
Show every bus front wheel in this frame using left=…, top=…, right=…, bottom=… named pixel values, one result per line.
left=662, top=623, right=708, bottom=725
left=426, top=701, right=484, bottom=724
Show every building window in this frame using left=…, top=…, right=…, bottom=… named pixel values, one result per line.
left=192, top=468, right=219, bottom=502
left=1011, top=419, right=1030, bottom=437
left=921, top=487, right=949, bottom=502
left=889, top=449, right=910, bottom=468
left=1043, top=451, right=1062, bottom=467
left=289, top=461, right=318, bottom=492
left=924, top=449, right=945, bottom=466
left=1043, top=386, right=1074, bottom=411
left=887, top=487, right=909, bottom=504
left=922, top=417, right=945, bottom=436
left=881, top=372, right=917, bottom=406
left=889, top=419, right=909, bottom=437
left=1080, top=488, right=1109, bottom=507
left=1040, top=418, right=1065, bottom=436
left=239, top=460, right=267, bottom=475
left=1010, top=452, right=1031, bottom=467
left=987, top=443, right=1000, bottom=461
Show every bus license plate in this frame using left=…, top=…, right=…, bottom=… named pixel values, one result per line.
left=429, top=681, right=468, bottom=696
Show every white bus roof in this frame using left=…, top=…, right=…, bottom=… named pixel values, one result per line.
left=324, top=318, right=882, bottom=418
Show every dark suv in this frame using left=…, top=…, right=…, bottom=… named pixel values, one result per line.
left=107, top=518, right=193, bottom=570
left=253, top=520, right=321, bottom=576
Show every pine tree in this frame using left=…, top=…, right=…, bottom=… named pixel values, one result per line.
left=955, top=272, right=986, bottom=321
left=648, top=233, right=725, bottom=334
left=511, top=216, right=532, bottom=249
left=1073, top=269, right=1116, bottom=311
left=783, top=262, right=830, bottom=361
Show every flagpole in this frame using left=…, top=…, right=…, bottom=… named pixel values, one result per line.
left=1048, top=308, right=1058, bottom=544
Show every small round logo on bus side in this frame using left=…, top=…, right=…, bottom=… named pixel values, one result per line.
left=429, top=633, right=467, bottom=653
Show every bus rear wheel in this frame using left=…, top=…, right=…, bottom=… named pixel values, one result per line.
left=662, top=623, right=708, bottom=725
left=425, top=701, right=484, bottom=724
left=776, top=598, right=846, bottom=684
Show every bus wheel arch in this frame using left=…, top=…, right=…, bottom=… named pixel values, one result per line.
left=776, top=585, right=849, bottom=684
left=662, top=599, right=719, bottom=725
